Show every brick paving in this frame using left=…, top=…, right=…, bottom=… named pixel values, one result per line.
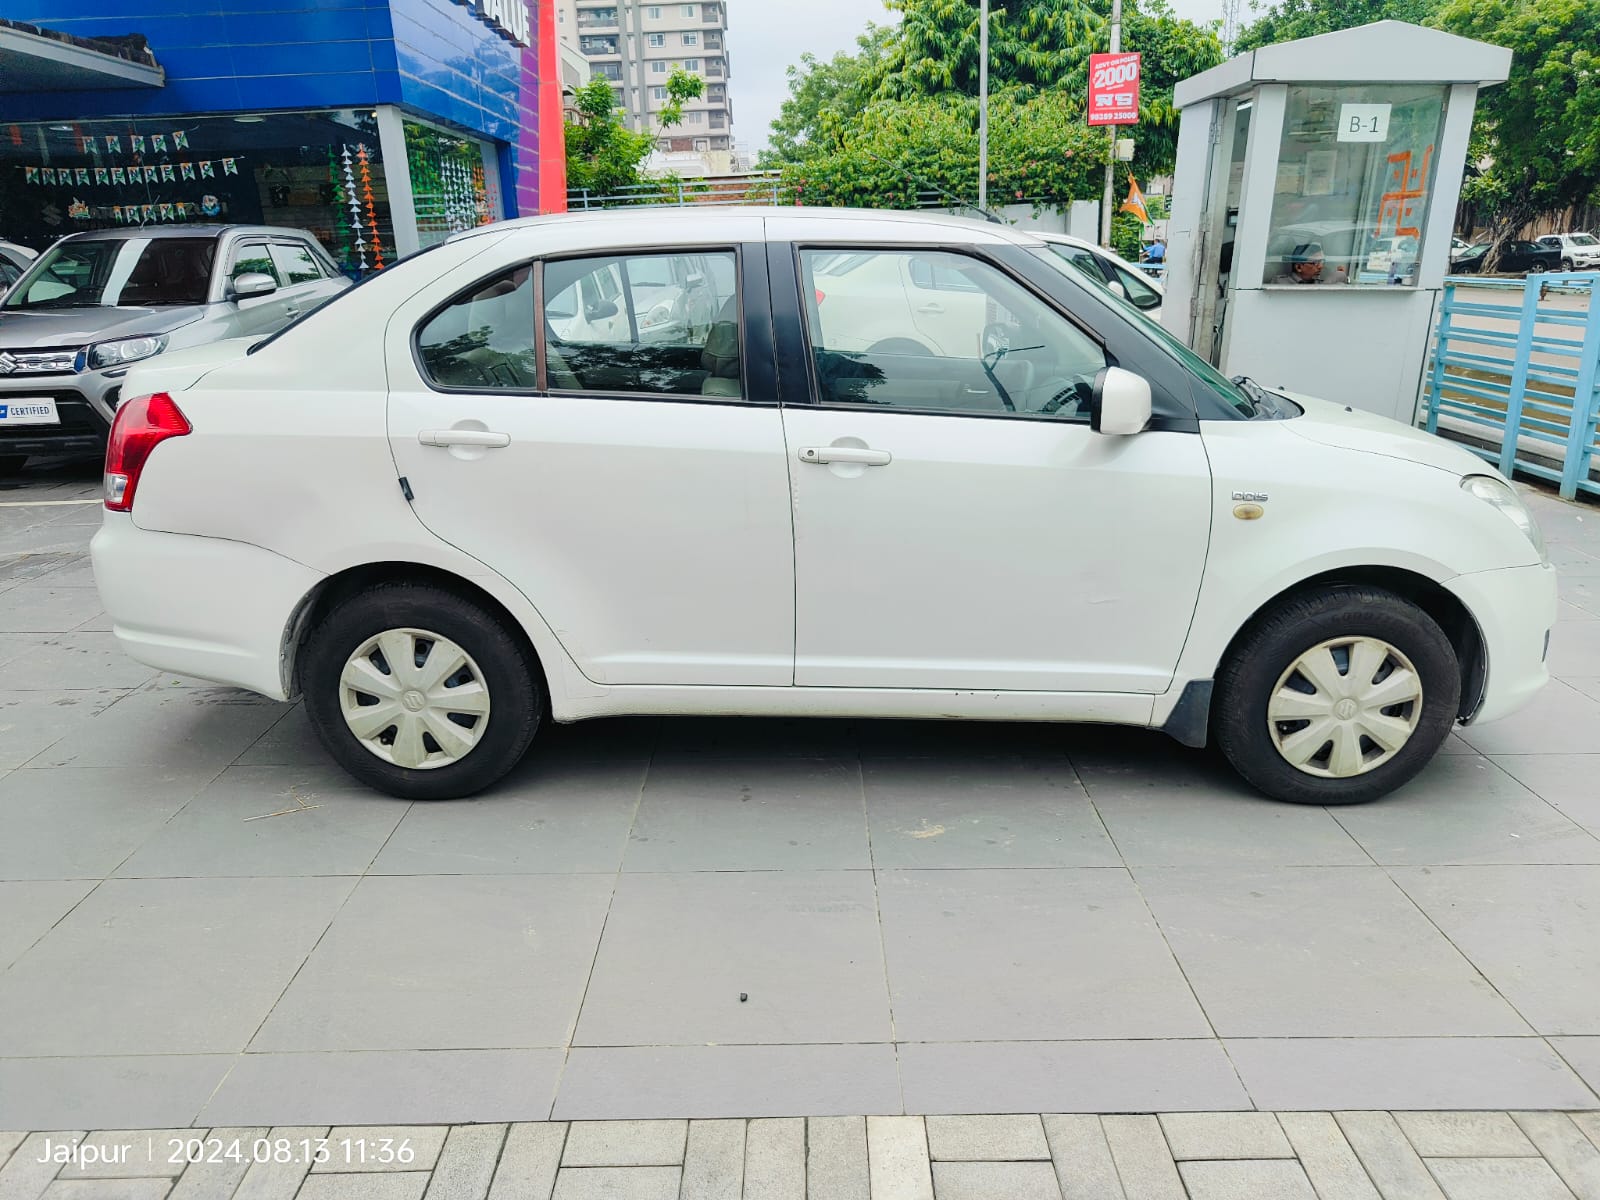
left=2, top=1113, right=1599, bottom=1198
left=3, top=462, right=1600, bottom=1143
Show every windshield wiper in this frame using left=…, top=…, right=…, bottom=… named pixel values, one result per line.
left=10, top=300, right=101, bottom=310
left=981, top=346, right=1017, bottom=412
left=1231, top=374, right=1280, bottom=417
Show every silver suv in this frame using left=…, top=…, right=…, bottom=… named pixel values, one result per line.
left=0, top=225, right=348, bottom=473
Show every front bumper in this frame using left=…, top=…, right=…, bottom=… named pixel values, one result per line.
left=0, top=370, right=121, bottom=458
left=1447, top=562, right=1558, bottom=725
left=91, top=513, right=325, bottom=700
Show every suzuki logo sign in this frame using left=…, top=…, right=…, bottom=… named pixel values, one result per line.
left=451, top=0, right=530, bottom=46
left=0, top=353, right=15, bottom=375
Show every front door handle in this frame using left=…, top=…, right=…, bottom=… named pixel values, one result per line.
left=418, top=429, right=512, bottom=449
left=916, top=303, right=945, bottom=315
left=798, top=446, right=892, bottom=467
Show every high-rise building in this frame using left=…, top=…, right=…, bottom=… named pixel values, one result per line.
left=570, top=1, right=734, bottom=160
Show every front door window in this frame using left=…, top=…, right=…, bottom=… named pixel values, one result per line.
left=801, top=248, right=1108, bottom=421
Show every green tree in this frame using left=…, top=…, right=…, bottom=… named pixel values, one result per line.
left=657, top=68, right=706, bottom=129
left=564, top=70, right=707, bottom=198
left=880, top=0, right=1105, bottom=98
left=1117, top=0, right=1226, bottom=175
left=1235, top=0, right=1442, bottom=51
left=762, top=0, right=1221, bottom=187
left=1434, top=0, right=1600, bottom=265
left=564, top=76, right=655, bottom=196
left=761, top=24, right=898, bottom=165
left=780, top=90, right=1107, bottom=211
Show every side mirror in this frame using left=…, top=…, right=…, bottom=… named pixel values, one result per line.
left=586, top=298, right=619, bottom=320
left=1107, top=279, right=1128, bottom=300
left=230, top=272, right=277, bottom=300
left=1091, top=366, right=1152, bottom=436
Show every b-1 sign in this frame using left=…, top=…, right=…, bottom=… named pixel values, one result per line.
left=1088, top=52, right=1141, bottom=126
left=1337, top=103, right=1392, bottom=142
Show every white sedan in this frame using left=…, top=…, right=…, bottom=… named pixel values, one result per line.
left=92, top=208, right=1555, bottom=805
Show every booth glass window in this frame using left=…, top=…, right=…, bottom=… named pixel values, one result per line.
left=0, top=110, right=394, bottom=278
left=404, top=120, right=499, bottom=249
left=1262, top=84, right=1447, bottom=288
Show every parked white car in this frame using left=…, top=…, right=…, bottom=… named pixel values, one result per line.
left=1534, top=232, right=1600, bottom=272
left=92, top=208, right=1554, bottom=806
left=1038, top=233, right=1163, bottom=320
left=545, top=250, right=729, bottom=345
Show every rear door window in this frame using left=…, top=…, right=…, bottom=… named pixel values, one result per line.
left=542, top=250, right=742, bottom=399
left=269, top=242, right=326, bottom=285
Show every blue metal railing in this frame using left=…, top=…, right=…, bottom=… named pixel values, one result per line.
left=1423, top=272, right=1600, bottom=500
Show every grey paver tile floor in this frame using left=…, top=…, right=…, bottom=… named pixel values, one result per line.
left=2, top=466, right=1600, bottom=1138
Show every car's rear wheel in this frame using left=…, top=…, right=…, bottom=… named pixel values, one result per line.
left=301, top=583, right=542, bottom=800
left=1213, top=586, right=1460, bottom=805
left=1528, top=262, right=1547, bottom=274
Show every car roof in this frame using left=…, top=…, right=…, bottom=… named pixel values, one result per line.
left=449, top=206, right=1047, bottom=249
left=54, top=224, right=317, bottom=243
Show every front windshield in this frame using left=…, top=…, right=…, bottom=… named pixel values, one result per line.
left=2, top=237, right=215, bottom=310
left=1572, top=234, right=1598, bottom=246
left=1029, top=245, right=1256, bottom=417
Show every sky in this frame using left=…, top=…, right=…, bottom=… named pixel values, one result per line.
left=729, top=0, right=1227, bottom=155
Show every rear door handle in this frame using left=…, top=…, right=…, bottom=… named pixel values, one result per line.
left=798, top=446, right=892, bottom=467
left=418, top=429, right=512, bottom=448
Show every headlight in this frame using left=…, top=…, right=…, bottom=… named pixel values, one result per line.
left=89, top=334, right=168, bottom=370
left=1461, top=474, right=1546, bottom=561
left=640, top=303, right=673, bottom=329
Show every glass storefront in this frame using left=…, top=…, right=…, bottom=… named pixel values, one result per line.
left=403, top=119, right=499, bottom=250
left=0, top=109, right=395, bottom=277
left=1262, top=84, right=1447, bottom=288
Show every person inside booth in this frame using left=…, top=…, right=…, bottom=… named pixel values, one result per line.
left=1271, top=241, right=1349, bottom=285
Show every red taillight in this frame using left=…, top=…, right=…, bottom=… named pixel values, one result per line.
left=815, top=289, right=826, bottom=305
left=104, top=392, right=190, bottom=512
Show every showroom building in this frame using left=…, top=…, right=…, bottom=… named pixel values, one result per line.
left=0, top=0, right=566, bottom=276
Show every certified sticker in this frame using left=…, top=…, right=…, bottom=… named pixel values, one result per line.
left=0, top=398, right=61, bottom=425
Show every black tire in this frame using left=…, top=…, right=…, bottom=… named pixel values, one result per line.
left=1213, top=586, right=1460, bottom=805
left=1562, top=258, right=1575, bottom=272
left=300, top=583, right=543, bottom=800
left=0, top=455, right=27, bottom=477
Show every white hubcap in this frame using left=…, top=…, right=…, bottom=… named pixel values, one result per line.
left=1267, top=637, right=1423, bottom=778
left=338, top=628, right=491, bottom=770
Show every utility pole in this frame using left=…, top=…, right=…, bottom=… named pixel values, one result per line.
left=1100, top=0, right=1122, bottom=248
left=979, top=0, right=989, bottom=213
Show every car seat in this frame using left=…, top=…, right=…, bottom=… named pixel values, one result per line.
left=700, top=295, right=741, bottom=397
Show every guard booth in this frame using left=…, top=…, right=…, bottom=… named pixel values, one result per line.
left=1160, top=22, right=1511, bottom=423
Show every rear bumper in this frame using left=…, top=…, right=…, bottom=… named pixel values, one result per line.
left=91, top=513, right=324, bottom=700
left=1448, top=562, right=1558, bottom=725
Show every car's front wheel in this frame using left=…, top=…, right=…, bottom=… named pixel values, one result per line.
left=1562, top=258, right=1575, bottom=272
left=301, top=583, right=542, bottom=800
left=1213, top=586, right=1460, bottom=805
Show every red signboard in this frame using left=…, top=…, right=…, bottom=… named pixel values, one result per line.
left=1088, top=52, right=1141, bottom=126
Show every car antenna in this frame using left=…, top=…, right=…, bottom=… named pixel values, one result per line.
left=856, top=149, right=1004, bottom=225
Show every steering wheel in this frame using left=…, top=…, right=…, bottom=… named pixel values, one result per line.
left=1038, top=377, right=1094, bottom=418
